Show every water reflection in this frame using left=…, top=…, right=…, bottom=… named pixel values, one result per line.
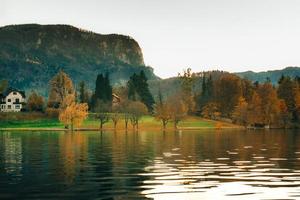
left=3, top=132, right=23, bottom=179
left=0, top=130, right=299, bottom=199
left=58, top=133, right=88, bottom=184
left=140, top=130, right=300, bottom=199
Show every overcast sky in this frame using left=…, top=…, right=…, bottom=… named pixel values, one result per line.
left=1, top=0, right=300, bottom=78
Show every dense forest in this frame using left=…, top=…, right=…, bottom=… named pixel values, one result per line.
left=176, top=69, right=300, bottom=128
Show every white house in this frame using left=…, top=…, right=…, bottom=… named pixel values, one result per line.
left=0, top=88, right=26, bottom=112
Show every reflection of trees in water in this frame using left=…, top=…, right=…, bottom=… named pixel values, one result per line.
left=109, top=131, right=156, bottom=198
left=3, top=132, right=22, bottom=180
left=59, top=132, right=88, bottom=184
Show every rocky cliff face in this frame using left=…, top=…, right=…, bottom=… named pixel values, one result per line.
left=0, top=24, right=158, bottom=95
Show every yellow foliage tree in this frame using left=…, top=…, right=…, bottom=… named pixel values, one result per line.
left=59, top=95, right=88, bottom=131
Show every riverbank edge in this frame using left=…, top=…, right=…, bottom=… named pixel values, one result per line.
left=0, top=126, right=245, bottom=132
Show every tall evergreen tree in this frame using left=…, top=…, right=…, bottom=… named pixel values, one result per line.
left=201, top=74, right=206, bottom=96
left=92, top=73, right=112, bottom=110
left=104, top=72, right=113, bottom=102
left=127, top=70, right=154, bottom=111
left=79, top=81, right=89, bottom=103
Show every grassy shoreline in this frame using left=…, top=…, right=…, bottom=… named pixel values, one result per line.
left=0, top=114, right=243, bottom=131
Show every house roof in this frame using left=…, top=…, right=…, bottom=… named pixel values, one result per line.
left=0, top=88, right=26, bottom=99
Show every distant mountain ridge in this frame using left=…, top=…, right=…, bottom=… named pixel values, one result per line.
left=0, top=24, right=159, bottom=95
left=235, top=67, right=300, bottom=84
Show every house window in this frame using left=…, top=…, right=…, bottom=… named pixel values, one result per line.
left=15, top=98, right=20, bottom=103
left=13, top=92, right=17, bottom=95
left=15, top=105, right=20, bottom=109
left=8, top=99, right=11, bottom=102
left=8, top=105, right=11, bottom=109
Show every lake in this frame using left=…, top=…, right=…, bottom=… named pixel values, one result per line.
left=0, top=130, right=300, bottom=199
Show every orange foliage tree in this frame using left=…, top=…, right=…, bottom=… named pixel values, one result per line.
left=201, top=102, right=220, bottom=120
left=257, top=83, right=280, bottom=126
left=232, top=97, right=248, bottom=127
left=214, top=74, right=242, bottom=117
left=278, top=100, right=290, bottom=128
left=27, top=91, right=45, bottom=112
left=247, top=91, right=263, bottom=126
left=59, top=95, right=88, bottom=131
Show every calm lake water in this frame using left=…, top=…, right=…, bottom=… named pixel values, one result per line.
left=0, top=130, right=300, bottom=200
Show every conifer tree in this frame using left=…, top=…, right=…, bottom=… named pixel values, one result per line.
left=127, top=71, right=154, bottom=111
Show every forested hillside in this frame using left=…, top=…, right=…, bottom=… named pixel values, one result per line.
left=0, top=24, right=158, bottom=95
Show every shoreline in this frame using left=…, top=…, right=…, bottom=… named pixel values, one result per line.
left=0, top=126, right=245, bottom=132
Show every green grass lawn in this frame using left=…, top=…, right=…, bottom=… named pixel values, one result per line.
left=0, top=114, right=226, bottom=129
left=0, top=118, right=63, bottom=128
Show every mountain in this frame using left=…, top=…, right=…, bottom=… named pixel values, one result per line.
left=235, top=67, right=300, bottom=84
left=0, top=24, right=159, bottom=95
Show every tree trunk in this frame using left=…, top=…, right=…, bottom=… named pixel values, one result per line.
left=125, top=117, right=128, bottom=130
left=71, top=119, right=74, bottom=132
left=174, top=121, right=178, bottom=129
left=100, top=121, right=103, bottom=130
left=162, top=120, right=167, bottom=129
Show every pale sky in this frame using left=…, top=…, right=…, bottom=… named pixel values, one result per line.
left=1, top=0, right=300, bottom=78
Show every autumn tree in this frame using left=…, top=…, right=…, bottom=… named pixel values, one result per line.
left=178, top=68, right=196, bottom=114
left=214, top=74, right=242, bottom=117
left=94, top=100, right=111, bottom=130
left=27, top=91, right=45, bottom=112
left=127, top=101, right=148, bottom=130
left=247, top=92, right=263, bottom=126
left=232, top=97, right=248, bottom=127
left=120, top=99, right=131, bottom=130
left=168, top=96, right=188, bottom=129
left=48, top=70, right=74, bottom=108
left=59, top=94, right=88, bottom=131
left=111, top=104, right=122, bottom=129
left=154, top=102, right=171, bottom=129
left=241, top=79, right=255, bottom=102
left=278, top=100, right=290, bottom=128
left=257, top=82, right=280, bottom=126
left=201, top=102, right=220, bottom=120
